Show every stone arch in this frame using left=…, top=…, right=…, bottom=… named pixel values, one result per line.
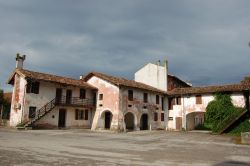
left=186, top=112, right=205, bottom=130
left=101, top=110, right=113, bottom=129
left=140, top=113, right=149, bottom=130
left=124, top=112, right=136, bottom=131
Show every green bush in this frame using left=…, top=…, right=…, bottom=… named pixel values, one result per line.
left=205, top=93, right=245, bottom=133
left=229, top=118, right=250, bottom=136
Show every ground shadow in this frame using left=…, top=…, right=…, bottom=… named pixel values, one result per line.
left=213, top=161, right=250, bottom=166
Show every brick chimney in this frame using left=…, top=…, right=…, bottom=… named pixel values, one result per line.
left=16, top=53, right=26, bottom=69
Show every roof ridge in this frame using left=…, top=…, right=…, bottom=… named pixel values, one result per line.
left=84, top=71, right=166, bottom=94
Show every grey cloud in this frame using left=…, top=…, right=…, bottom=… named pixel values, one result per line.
left=0, top=0, right=250, bottom=91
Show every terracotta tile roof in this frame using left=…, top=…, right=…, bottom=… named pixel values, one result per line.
left=168, top=83, right=250, bottom=96
left=84, top=72, right=167, bottom=94
left=8, top=69, right=97, bottom=90
left=241, top=76, right=250, bottom=85
left=168, top=74, right=192, bottom=87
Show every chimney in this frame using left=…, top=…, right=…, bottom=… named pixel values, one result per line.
left=164, top=59, right=168, bottom=70
left=157, top=60, right=161, bottom=66
left=16, top=53, right=26, bottom=69
left=164, top=59, right=168, bottom=91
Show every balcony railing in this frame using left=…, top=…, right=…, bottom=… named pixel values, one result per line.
left=56, top=96, right=95, bottom=107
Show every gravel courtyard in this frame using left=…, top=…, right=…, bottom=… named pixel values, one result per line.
left=0, top=128, right=249, bottom=166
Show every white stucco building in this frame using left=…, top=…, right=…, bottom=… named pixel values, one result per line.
left=7, top=54, right=250, bottom=131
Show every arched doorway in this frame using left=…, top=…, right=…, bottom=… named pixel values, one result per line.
left=124, top=112, right=135, bottom=130
left=104, top=111, right=112, bottom=129
left=186, top=112, right=205, bottom=130
left=140, top=114, right=148, bottom=130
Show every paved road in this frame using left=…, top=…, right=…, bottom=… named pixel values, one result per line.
left=0, top=128, right=249, bottom=166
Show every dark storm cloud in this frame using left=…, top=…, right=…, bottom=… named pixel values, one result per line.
left=0, top=0, right=250, bottom=91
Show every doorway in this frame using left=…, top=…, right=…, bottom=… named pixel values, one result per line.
left=125, top=112, right=134, bottom=130
left=140, top=114, right=148, bottom=130
left=104, top=111, right=112, bottom=129
left=56, top=88, right=62, bottom=104
left=58, top=109, right=66, bottom=128
left=66, top=90, right=72, bottom=104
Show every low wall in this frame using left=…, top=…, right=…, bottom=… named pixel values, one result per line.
left=241, top=132, right=250, bottom=145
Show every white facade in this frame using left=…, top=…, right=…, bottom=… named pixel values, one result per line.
left=168, top=93, right=246, bottom=130
left=135, top=62, right=168, bottom=91
left=9, top=73, right=95, bottom=128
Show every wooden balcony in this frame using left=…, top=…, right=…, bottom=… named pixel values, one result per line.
left=56, top=96, right=96, bottom=108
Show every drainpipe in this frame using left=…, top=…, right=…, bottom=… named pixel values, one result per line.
left=182, top=94, right=186, bottom=130
left=157, top=60, right=160, bottom=89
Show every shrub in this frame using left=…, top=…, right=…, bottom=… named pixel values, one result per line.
left=229, top=118, right=250, bottom=136
left=205, top=93, right=244, bottom=133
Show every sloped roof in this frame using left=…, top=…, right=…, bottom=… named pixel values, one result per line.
left=168, top=74, right=192, bottom=87
left=241, top=76, right=250, bottom=85
left=168, top=83, right=250, bottom=96
left=8, top=69, right=97, bottom=89
left=84, top=72, right=167, bottom=94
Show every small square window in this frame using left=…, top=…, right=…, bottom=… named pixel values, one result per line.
left=99, top=94, right=103, bottom=100
left=29, top=107, right=36, bottom=119
left=196, top=95, right=202, bottom=104
left=161, top=113, right=164, bottom=121
left=128, top=90, right=133, bottom=101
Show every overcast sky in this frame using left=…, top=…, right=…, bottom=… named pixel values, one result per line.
left=0, top=0, right=250, bottom=91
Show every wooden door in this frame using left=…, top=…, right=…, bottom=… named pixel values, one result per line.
left=58, top=109, right=66, bottom=128
left=66, top=90, right=72, bottom=104
left=56, top=88, right=62, bottom=104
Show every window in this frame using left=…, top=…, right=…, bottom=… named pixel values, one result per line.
left=29, top=107, right=36, bottom=118
left=168, top=98, right=175, bottom=110
left=176, top=96, right=181, bottom=105
left=99, top=94, right=103, bottom=100
left=143, top=93, right=148, bottom=103
left=26, top=81, right=40, bottom=94
left=128, top=90, right=133, bottom=101
left=161, top=113, right=164, bottom=121
left=154, top=112, right=158, bottom=121
left=85, top=109, right=88, bottom=120
left=80, top=89, right=86, bottom=99
left=156, top=95, right=159, bottom=104
left=161, top=97, right=164, bottom=111
left=196, top=95, right=202, bottom=104
left=75, top=109, right=84, bottom=120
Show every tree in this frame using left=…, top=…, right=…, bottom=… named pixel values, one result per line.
left=0, top=89, right=4, bottom=106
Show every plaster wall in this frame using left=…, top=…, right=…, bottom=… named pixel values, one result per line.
left=120, top=87, right=167, bottom=131
left=35, top=107, right=93, bottom=128
left=9, top=75, right=26, bottom=126
left=135, top=63, right=167, bottom=91
left=168, top=93, right=246, bottom=130
left=23, top=81, right=94, bottom=123
left=87, top=76, right=120, bottom=131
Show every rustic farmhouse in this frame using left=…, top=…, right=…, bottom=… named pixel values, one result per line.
left=7, top=54, right=250, bottom=131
